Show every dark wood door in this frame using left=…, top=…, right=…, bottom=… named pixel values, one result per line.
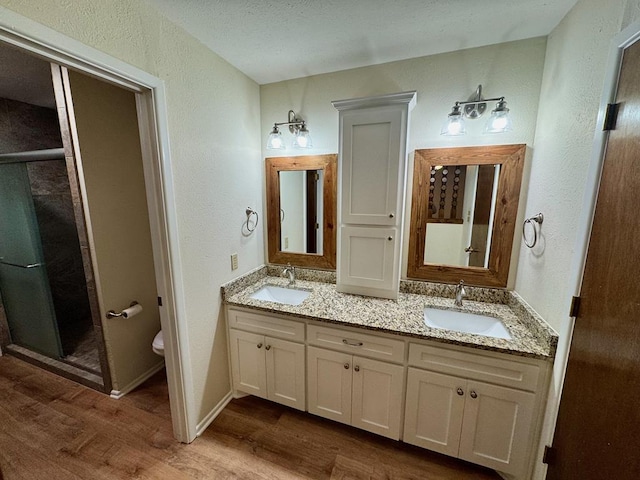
left=547, top=38, right=640, bottom=479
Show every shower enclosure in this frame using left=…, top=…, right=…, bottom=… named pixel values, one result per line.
left=0, top=149, right=104, bottom=381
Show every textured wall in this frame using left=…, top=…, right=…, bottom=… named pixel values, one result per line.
left=260, top=38, right=547, bottom=287
left=0, top=0, right=263, bottom=426
left=514, top=1, right=640, bottom=478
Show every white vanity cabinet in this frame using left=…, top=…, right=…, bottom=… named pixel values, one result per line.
left=403, top=343, right=543, bottom=477
left=332, top=92, right=416, bottom=300
left=227, top=309, right=305, bottom=411
left=306, top=324, right=405, bottom=439
left=225, top=304, right=551, bottom=479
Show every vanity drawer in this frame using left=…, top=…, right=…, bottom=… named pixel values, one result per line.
left=307, top=324, right=405, bottom=363
left=227, top=308, right=305, bottom=342
left=408, top=343, right=540, bottom=392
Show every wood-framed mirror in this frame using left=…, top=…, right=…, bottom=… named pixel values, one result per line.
left=407, top=144, right=525, bottom=287
left=266, top=154, right=337, bottom=269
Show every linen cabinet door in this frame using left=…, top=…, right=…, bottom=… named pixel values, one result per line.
left=351, top=356, right=404, bottom=440
left=307, top=346, right=352, bottom=425
left=229, top=329, right=267, bottom=398
left=458, top=381, right=536, bottom=476
left=340, top=106, right=403, bottom=226
left=403, top=368, right=465, bottom=457
left=338, top=226, right=398, bottom=297
left=265, top=336, right=306, bottom=411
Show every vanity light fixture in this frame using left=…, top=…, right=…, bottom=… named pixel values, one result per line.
left=266, top=110, right=313, bottom=150
left=441, top=85, right=512, bottom=136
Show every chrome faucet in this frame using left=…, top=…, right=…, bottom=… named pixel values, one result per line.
left=283, top=263, right=296, bottom=287
left=454, top=280, right=466, bottom=307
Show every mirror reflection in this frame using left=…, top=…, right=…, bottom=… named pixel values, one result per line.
left=423, top=164, right=499, bottom=268
left=407, top=144, right=525, bottom=288
left=266, top=154, right=337, bottom=270
left=279, top=169, right=324, bottom=254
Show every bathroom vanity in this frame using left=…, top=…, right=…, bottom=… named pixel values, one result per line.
left=222, top=267, right=556, bottom=480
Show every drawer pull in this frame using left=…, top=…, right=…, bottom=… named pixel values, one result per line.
left=457, top=387, right=464, bottom=396
left=344, top=363, right=350, bottom=370
left=470, top=390, right=478, bottom=399
left=265, top=345, right=271, bottom=351
left=343, top=339, right=364, bottom=347
left=257, top=343, right=263, bottom=349
left=354, top=365, right=360, bottom=372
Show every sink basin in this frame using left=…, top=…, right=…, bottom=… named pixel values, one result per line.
left=423, top=308, right=511, bottom=340
left=250, top=285, right=310, bottom=305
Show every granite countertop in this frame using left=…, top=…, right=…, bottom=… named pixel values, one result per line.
left=222, top=266, right=558, bottom=360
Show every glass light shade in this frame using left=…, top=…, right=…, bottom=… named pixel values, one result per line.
left=484, top=101, right=512, bottom=134
left=266, top=127, right=285, bottom=149
left=293, top=127, right=312, bottom=149
left=440, top=112, right=466, bottom=136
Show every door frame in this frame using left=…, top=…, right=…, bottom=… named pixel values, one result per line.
left=0, top=7, right=195, bottom=442
left=540, top=19, right=640, bottom=476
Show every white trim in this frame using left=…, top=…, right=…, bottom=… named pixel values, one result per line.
left=0, top=7, right=196, bottom=442
left=195, top=390, right=234, bottom=437
left=110, top=361, right=166, bottom=399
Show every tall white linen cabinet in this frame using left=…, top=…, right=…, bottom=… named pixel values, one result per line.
left=332, top=91, right=417, bottom=299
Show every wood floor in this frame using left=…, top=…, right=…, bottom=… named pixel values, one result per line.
left=0, top=355, right=501, bottom=479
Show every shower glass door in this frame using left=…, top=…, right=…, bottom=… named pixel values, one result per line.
left=0, top=162, right=63, bottom=358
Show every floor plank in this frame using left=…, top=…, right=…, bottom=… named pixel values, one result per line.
left=0, top=355, right=502, bottom=479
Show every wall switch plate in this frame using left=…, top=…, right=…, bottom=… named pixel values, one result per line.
left=231, top=253, right=238, bottom=270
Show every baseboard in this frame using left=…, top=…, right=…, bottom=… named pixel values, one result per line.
left=195, top=390, right=233, bottom=437
left=110, top=361, right=165, bottom=399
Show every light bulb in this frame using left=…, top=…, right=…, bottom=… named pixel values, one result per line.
left=266, top=126, right=285, bottom=149
left=484, top=99, right=512, bottom=134
left=440, top=104, right=466, bottom=136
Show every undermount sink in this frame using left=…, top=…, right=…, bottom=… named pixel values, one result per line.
left=250, top=284, right=310, bottom=306
left=423, top=308, right=511, bottom=340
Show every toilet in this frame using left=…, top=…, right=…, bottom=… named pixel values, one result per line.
left=152, top=330, right=164, bottom=357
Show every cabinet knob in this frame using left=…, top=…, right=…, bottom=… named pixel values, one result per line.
left=457, top=387, right=464, bottom=396
left=344, top=363, right=350, bottom=370
left=388, top=236, right=393, bottom=241
left=265, top=345, right=271, bottom=350
left=470, top=390, right=478, bottom=399
left=389, top=213, right=394, bottom=218
left=354, top=365, right=360, bottom=372
left=257, top=343, right=263, bottom=349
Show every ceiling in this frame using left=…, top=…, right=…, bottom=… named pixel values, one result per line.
left=149, top=0, right=579, bottom=85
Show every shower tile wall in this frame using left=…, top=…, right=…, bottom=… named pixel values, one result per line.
left=26, top=160, right=95, bottom=358
left=0, top=98, right=62, bottom=153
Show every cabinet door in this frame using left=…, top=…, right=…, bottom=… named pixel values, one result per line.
left=229, top=329, right=267, bottom=399
left=351, top=356, right=404, bottom=440
left=265, top=336, right=306, bottom=411
left=403, top=368, right=465, bottom=457
left=337, top=225, right=398, bottom=298
left=340, top=106, right=404, bottom=226
left=307, top=346, right=352, bottom=425
left=458, top=381, right=536, bottom=476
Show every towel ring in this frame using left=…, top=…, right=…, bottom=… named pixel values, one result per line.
left=245, top=207, right=259, bottom=233
left=523, top=213, right=544, bottom=248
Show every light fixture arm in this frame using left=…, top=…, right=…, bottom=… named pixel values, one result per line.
left=272, top=110, right=306, bottom=135
left=455, top=95, right=505, bottom=107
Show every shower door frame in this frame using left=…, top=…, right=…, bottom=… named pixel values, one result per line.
left=0, top=8, right=194, bottom=443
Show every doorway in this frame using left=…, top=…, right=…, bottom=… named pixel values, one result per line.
left=0, top=7, right=193, bottom=442
left=0, top=44, right=108, bottom=387
left=547, top=30, right=640, bottom=479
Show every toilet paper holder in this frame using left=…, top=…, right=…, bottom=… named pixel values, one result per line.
left=107, top=301, right=142, bottom=319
